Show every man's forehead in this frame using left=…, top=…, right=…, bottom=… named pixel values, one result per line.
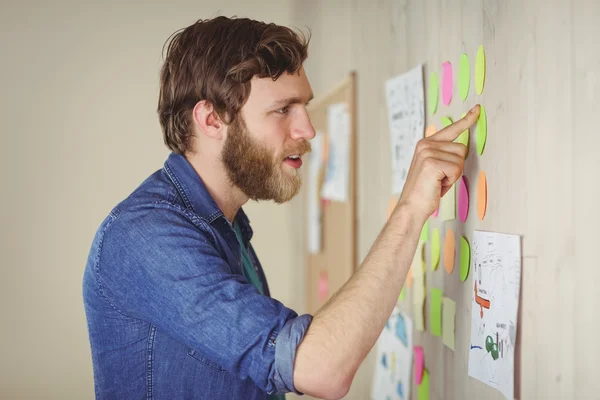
left=248, top=68, right=313, bottom=104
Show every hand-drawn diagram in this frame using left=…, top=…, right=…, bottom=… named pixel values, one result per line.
left=468, top=231, right=521, bottom=400
left=372, top=308, right=413, bottom=400
left=385, top=65, right=424, bottom=195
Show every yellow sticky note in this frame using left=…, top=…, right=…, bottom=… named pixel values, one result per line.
left=414, top=296, right=425, bottom=333
left=429, top=72, right=439, bottom=115
left=430, top=288, right=443, bottom=337
left=442, top=297, right=456, bottom=350
left=459, top=53, right=470, bottom=101
left=431, top=228, right=440, bottom=271
left=439, top=184, right=456, bottom=221
left=412, top=241, right=425, bottom=277
left=412, top=273, right=426, bottom=332
left=460, top=236, right=470, bottom=282
left=420, top=220, right=429, bottom=242
left=475, top=45, right=486, bottom=95
left=418, top=368, right=430, bottom=400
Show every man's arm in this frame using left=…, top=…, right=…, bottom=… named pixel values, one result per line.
left=293, top=105, right=481, bottom=400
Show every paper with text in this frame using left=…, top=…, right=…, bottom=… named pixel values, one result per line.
left=468, top=230, right=521, bottom=400
left=371, top=308, right=414, bottom=400
left=385, top=65, right=424, bottom=194
left=321, top=103, right=350, bottom=201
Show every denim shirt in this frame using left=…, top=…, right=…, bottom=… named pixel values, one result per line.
left=82, top=152, right=313, bottom=399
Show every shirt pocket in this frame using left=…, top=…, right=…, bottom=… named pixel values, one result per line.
left=187, top=349, right=227, bottom=372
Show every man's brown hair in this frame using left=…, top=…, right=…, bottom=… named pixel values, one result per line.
left=157, top=16, right=310, bottom=154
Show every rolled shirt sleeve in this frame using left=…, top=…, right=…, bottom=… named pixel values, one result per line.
left=95, top=205, right=313, bottom=394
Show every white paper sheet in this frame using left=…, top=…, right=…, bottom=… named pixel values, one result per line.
left=385, top=65, right=425, bottom=195
left=307, top=132, right=324, bottom=254
left=321, top=103, right=350, bottom=202
left=371, top=308, right=413, bottom=400
left=468, top=231, right=521, bottom=400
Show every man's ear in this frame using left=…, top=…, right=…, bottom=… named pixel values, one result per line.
left=192, top=100, right=224, bottom=140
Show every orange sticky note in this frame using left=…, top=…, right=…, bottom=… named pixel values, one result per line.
left=444, top=228, right=455, bottom=274
left=477, top=170, right=487, bottom=220
left=406, top=265, right=413, bottom=288
left=387, top=197, right=398, bottom=221
left=425, top=124, right=437, bottom=138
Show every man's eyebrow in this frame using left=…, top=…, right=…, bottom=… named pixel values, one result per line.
left=268, top=93, right=314, bottom=108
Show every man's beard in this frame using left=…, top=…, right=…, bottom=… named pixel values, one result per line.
left=221, top=116, right=311, bottom=204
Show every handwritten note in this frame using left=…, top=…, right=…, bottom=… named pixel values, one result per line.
left=468, top=231, right=521, bottom=400
left=372, top=309, right=414, bottom=400
left=385, top=65, right=425, bottom=194
left=321, top=103, right=350, bottom=201
left=307, top=132, right=324, bottom=254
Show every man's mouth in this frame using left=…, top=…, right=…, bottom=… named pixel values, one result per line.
left=283, top=154, right=303, bottom=168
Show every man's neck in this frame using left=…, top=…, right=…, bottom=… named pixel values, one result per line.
left=184, top=151, right=247, bottom=223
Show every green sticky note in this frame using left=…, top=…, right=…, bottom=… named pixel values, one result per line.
left=428, top=72, right=439, bottom=115
left=475, top=45, right=486, bottom=95
left=476, top=105, right=487, bottom=155
left=459, top=53, right=470, bottom=101
left=399, top=286, right=406, bottom=301
left=454, top=112, right=469, bottom=152
left=430, top=288, right=443, bottom=336
left=460, top=236, right=470, bottom=282
left=418, top=369, right=430, bottom=400
left=420, top=220, right=429, bottom=242
left=440, top=116, right=452, bottom=128
left=430, top=228, right=440, bottom=271
left=442, top=297, right=456, bottom=350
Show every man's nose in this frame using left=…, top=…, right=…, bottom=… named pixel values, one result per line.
left=290, top=108, right=316, bottom=141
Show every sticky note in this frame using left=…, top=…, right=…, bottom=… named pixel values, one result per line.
left=418, top=368, right=430, bottom=400
left=459, top=53, right=470, bottom=101
left=442, top=297, right=456, bottom=350
left=455, top=112, right=469, bottom=157
left=420, top=220, right=429, bottom=242
left=387, top=196, right=398, bottom=221
left=431, top=228, right=440, bottom=271
left=475, top=45, right=486, bottom=95
left=430, top=288, right=443, bottom=337
left=414, top=346, right=424, bottom=384
left=429, top=72, right=439, bottom=115
left=412, top=241, right=425, bottom=277
left=442, top=62, right=453, bottom=105
left=458, top=175, right=469, bottom=223
left=318, top=271, right=328, bottom=301
left=414, top=296, right=425, bottom=332
left=425, top=124, right=437, bottom=137
left=432, top=207, right=439, bottom=218
left=399, top=286, right=406, bottom=301
left=412, top=272, right=426, bottom=332
left=440, top=184, right=456, bottom=221
left=476, top=104, right=487, bottom=155
left=440, top=116, right=452, bottom=128
left=477, top=170, right=487, bottom=220
left=406, top=265, right=413, bottom=288
left=459, top=236, right=470, bottom=281
left=443, top=228, right=455, bottom=274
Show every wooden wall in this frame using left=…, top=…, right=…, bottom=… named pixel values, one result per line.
left=291, top=1, right=600, bottom=398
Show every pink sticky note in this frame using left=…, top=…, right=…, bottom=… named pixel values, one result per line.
left=458, top=175, right=469, bottom=222
left=414, top=346, right=425, bottom=385
left=432, top=207, right=439, bottom=217
left=442, top=62, right=453, bottom=105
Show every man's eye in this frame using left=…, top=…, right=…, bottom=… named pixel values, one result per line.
left=276, top=106, right=289, bottom=114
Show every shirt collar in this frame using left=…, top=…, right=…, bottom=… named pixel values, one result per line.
left=163, top=152, right=253, bottom=241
